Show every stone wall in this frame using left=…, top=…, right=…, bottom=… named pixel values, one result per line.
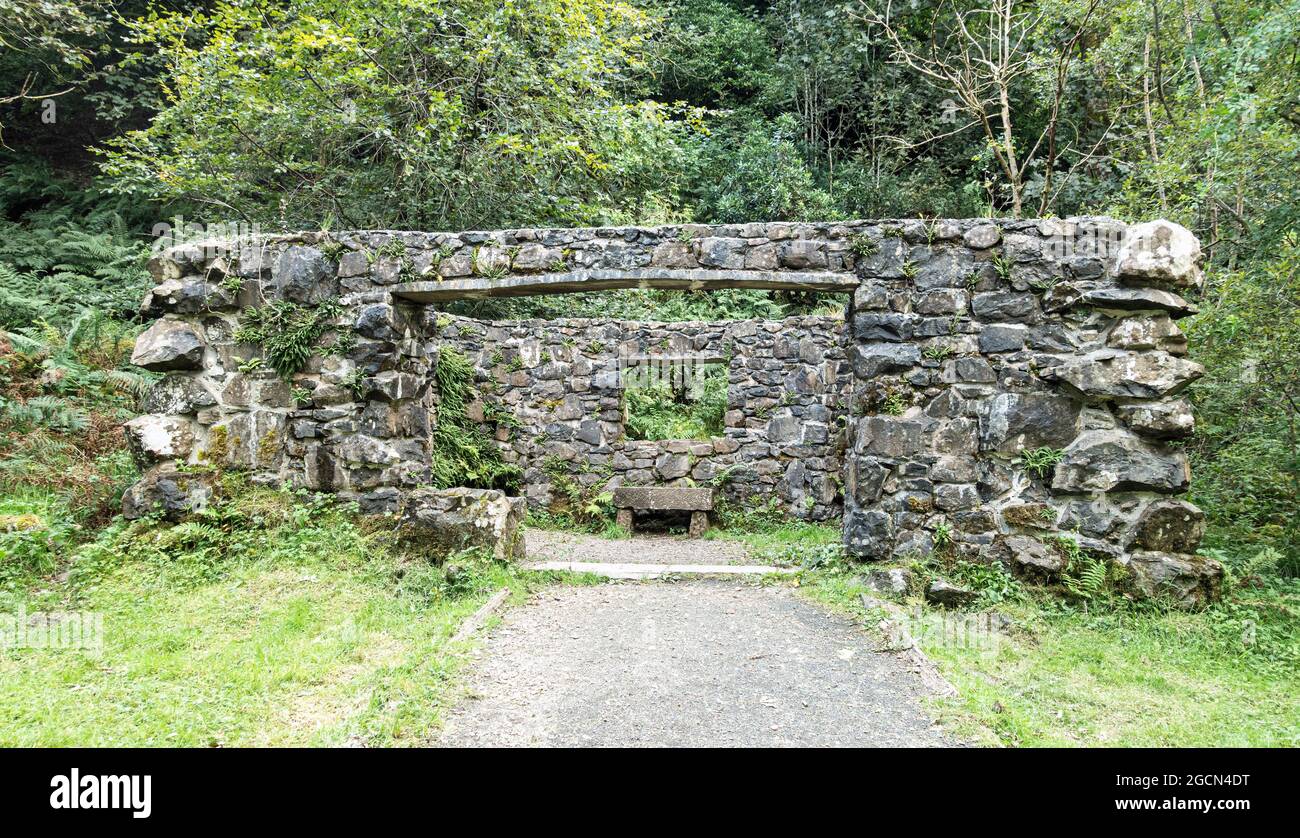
left=123, top=216, right=1220, bottom=602
left=428, top=313, right=850, bottom=520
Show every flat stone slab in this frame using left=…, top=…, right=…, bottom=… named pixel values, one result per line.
left=392, top=268, right=856, bottom=302
left=613, top=486, right=713, bottom=511
left=523, top=561, right=796, bottom=579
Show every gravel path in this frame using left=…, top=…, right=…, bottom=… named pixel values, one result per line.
left=527, top=529, right=753, bottom=566
left=438, top=578, right=955, bottom=747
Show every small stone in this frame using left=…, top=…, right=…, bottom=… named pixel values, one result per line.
left=963, top=224, right=1001, bottom=250
left=862, top=567, right=913, bottom=598
left=925, top=577, right=978, bottom=608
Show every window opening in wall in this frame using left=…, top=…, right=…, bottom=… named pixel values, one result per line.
left=622, top=358, right=728, bottom=441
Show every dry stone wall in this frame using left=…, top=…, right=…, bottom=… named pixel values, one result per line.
left=122, top=217, right=1221, bottom=603
left=428, top=313, right=850, bottom=520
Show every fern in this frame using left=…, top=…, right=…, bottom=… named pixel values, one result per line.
left=1063, top=555, right=1109, bottom=600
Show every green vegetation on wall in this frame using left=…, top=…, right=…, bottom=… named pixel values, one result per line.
left=430, top=346, right=521, bottom=491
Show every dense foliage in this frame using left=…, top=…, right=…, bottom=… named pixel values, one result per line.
left=0, top=0, right=1297, bottom=573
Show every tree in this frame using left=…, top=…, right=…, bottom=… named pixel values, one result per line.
left=861, top=0, right=1104, bottom=217
left=100, top=0, right=692, bottom=230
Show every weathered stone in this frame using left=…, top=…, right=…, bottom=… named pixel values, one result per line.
left=925, top=577, right=978, bottom=607
left=856, top=416, right=925, bottom=459
left=1000, top=535, right=1065, bottom=578
left=612, top=486, right=713, bottom=511
left=862, top=567, right=913, bottom=598
left=124, top=414, right=195, bottom=465
left=1116, top=220, right=1203, bottom=291
left=143, top=375, right=217, bottom=414
left=399, top=487, right=526, bottom=561
left=1115, top=400, right=1194, bottom=439
left=972, top=291, right=1038, bottom=322
left=131, top=319, right=205, bottom=371
left=354, top=304, right=397, bottom=341
left=979, top=392, right=1081, bottom=453
left=1127, top=551, right=1223, bottom=608
left=369, top=371, right=420, bottom=402
left=121, top=464, right=218, bottom=521
left=1133, top=499, right=1205, bottom=554
left=654, top=452, right=691, bottom=479
left=1001, top=502, right=1057, bottom=529
left=934, top=483, right=980, bottom=511
left=1051, top=350, right=1203, bottom=400
left=963, top=224, right=1001, bottom=250
left=778, top=240, right=827, bottom=270
left=978, top=324, right=1027, bottom=354
left=850, top=343, right=921, bottom=378
left=273, top=246, right=337, bottom=303
left=1082, top=287, right=1198, bottom=318
left=696, top=237, right=747, bottom=269
left=511, top=244, right=562, bottom=272
left=1051, top=430, right=1190, bottom=494
left=1106, top=315, right=1187, bottom=354
left=843, top=507, right=894, bottom=560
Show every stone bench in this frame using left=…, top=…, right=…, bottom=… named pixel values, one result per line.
left=612, top=486, right=713, bottom=537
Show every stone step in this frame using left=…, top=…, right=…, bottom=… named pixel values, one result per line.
left=521, top=561, right=798, bottom=580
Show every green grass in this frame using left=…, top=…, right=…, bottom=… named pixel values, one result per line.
left=797, top=567, right=1300, bottom=747
left=0, top=482, right=569, bottom=747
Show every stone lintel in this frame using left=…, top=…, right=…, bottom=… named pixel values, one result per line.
left=392, top=269, right=856, bottom=302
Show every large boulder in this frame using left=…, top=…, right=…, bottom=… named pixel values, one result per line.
left=979, top=392, right=1081, bottom=454
left=121, top=464, right=218, bottom=521
left=1132, top=499, right=1205, bottom=553
left=399, top=487, right=527, bottom=562
left=1051, top=429, right=1190, bottom=494
left=131, top=319, right=205, bottom=371
left=1126, top=551, right=1223, bottom=608
left=123, top=414, right=195, bottom=465
left=1115, top=220, right=1203, bottom=291
left=1050, top=350, right=1203, bottom=400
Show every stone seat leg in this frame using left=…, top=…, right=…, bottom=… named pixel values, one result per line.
left=616, top=508, right=634, bottom=533
left=688, top=510, right=709, bottom=538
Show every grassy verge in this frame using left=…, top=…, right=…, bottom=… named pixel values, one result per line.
left=797, top=563, right=1300, bottom=747
left=0, top=481, right=572, bottom=747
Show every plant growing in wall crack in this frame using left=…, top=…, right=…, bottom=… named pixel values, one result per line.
left=431, top=346, right=520, bottom=490
left=1017, top=446, right=1064, bottom=479
left=233, top=299, right=343, bottom=379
